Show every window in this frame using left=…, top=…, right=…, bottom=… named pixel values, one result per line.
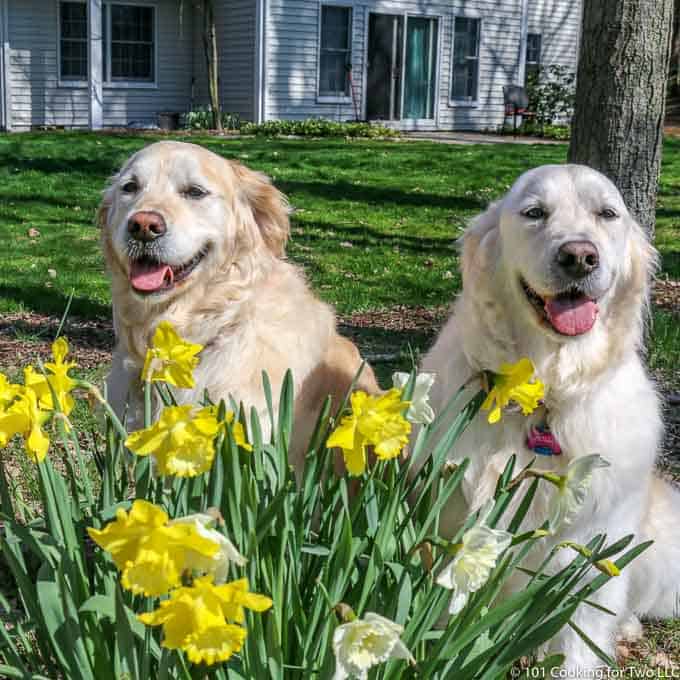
left=451, top=17, right=480, bottom=102
left=318, top=6, right=352, bottom=97
left=525, top=33, right=541, bottom=84
left=106, top=4, right=155, bottom=81
left=60, top=1, right=88, bottom=80
left=58, top=2, right=156, bottom=85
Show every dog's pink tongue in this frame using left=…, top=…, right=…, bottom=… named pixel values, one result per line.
left=129, top=260, right=173, bottom=292
left=544, top=296, right=598, bottom=336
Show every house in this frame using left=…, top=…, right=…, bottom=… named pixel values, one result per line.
left=0, top=0, right=581, bottom=132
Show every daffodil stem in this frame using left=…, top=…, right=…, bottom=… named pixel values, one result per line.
left=77, top=381, right=128, bottom=440
left=144, top=380, right=152, bottom=429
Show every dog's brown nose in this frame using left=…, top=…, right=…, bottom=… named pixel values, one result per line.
left=127, top=211, right=166, bottom=242
left=556, top=240, right=599, bottom=279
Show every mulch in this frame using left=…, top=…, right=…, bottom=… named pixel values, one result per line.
left=0, top=278, right=677, bottom=370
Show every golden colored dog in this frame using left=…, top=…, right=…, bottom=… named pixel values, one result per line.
left=99, top=141, right=377, bottom=473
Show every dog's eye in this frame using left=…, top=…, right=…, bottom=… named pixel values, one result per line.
left=599, top=208, right=618, bottom=220
left=121, top=180, right=139, bottom=194
left=183, top=185, right=208, bottom=199
left=522, top=206, right=546, bottom=220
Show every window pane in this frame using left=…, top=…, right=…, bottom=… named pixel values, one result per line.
left=111, top=42, right=153, bottom=80
left=452, top=17, right=479, bottom=100
left=321, top=6, right=350, bottom=50
left=60, top=2, right=87, bottom=79
left=111, top=5, right=153, bottom=42
left=110, top=5, right=154, bottom=81
left=526, top=33, right=541, bottom=64
left=319, top=52, right=348, bottom=95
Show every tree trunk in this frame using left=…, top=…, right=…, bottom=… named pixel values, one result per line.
left=202, top=0, right=223, bottom=132
left=567, top=0, right=673, bottom=238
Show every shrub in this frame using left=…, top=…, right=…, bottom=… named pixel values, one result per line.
left=526, top=65, right=576, bottom=130
left=184, top=108, right=242, bottom=131
left=0, top=329, right=646, bottom=678
left=240, top=119, right=399, bottom=138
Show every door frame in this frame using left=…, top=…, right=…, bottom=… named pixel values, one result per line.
left=361, top=7, right=442, bottom=129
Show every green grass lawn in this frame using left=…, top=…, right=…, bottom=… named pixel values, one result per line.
left=0, top=131, right=677, bottom=320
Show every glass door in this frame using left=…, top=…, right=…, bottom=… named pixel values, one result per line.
left=366, top=14, right=403, bottom=121
left=402, top=17, right=438, bottom=120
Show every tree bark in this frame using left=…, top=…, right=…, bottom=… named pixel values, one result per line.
left=567, top=0, right=673, bottom=238
left=201, top=0, right=223, bottom=132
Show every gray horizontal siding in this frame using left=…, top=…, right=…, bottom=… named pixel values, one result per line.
left=192, top=0, right=257, bottom=121
left=8, top=0, right=89, bottom=129
left=7, top=0, right=193, bottom=130
left=528, top=0, right=581, bottom=71
left=264, top=0, right=581, bottom=132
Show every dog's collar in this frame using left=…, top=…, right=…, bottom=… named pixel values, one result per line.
left=527, top=423, right=562, bottom=456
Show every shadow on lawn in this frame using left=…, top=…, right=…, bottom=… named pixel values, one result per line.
left=292, top=218, right=458, bottom=258
left=280, top=178, right=485, bottom=213
left=0, top=285, right=110, bottom=320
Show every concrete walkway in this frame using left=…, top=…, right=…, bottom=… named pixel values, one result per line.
left=403, top=130, right=563, bottom=145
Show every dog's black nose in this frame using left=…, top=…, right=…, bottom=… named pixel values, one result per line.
left=127, top=211, right=167, bottom=242
left=556, top=240, right=599, bottom=279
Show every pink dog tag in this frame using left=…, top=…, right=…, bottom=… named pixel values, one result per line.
left=527, top=425, right=562, bottom=456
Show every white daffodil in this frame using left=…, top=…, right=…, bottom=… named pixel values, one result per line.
left=435, top=501, right=512, bottom=615
left=392, top=371, right=436, bottom=425
left=169, top=513, right=246, bottom=583
left=547, top=454, right=610, bottom=532
left=332, top=612, right=414, bottom=680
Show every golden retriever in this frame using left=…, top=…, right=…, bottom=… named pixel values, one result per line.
left=422, top=165, right=680, bottom=670
left=99, top=141, right=378, bottom=474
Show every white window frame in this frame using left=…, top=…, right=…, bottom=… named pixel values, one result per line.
left=449, top=14, right=481, bottom=108
left=317, top=2, right=353, bottom=104
left=57, top=0, right=89, bottom=86
left=57, top=0, right=158, bottom=89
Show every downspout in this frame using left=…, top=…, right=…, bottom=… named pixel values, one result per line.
left=254, top=0, right=267, bottom=123
left=1, top=0, right=10, bottom=131
left=518, top=0, right=529, bottom=85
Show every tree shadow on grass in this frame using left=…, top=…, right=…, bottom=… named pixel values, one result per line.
left=280, top=179, right=485, bottom=213
left=0, top=285, right=110, bottom=321
left=291, top=218, right=458, bottom=258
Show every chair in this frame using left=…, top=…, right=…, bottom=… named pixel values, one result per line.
left=503, top=85, right=531, bottom=135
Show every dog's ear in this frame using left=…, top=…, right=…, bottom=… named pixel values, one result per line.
left=234, top=163, right=290, bottom=257
left=459, top=200, right=502, bottom=285
left=97, top=179, right=117, bottom=229
left=627, top=215, right=659, bottom=304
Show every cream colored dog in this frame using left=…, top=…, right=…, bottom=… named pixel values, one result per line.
left=100, top=141, right=377, bottom=473
left=422, top=165, right=680, bottom=670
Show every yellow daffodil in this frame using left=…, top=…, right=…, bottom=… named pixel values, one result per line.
left=211, top=577, right=274, bottom=623
left=138, top=576, right=271, bottom=666
left=0, top=373, right=20, bottom=410
left=88, top=500, right=222, bottom=597
left=392, top=372, right=436, bottom=425
left=0, top=387, right=51, bottom=462
left=481, top=358, right=545, bottom=424
left=125, top=405, right=220, bottom=477
left=435, top=501, right=513, bottom=615
left=332, top=612, right=414, bottom=680
left=87, top=499, right=169, bottom=569
left=546, top=455, right=610, bottom=532
left=24, top=338, right=77, bottom=416
left=142, top=321, right=203, bottom=388
left=203, top=406, right=253, bottom=453
left=327, top=389, right=411, bottom=476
